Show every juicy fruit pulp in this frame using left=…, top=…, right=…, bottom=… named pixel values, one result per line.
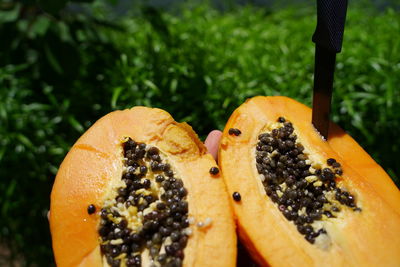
left=98, top=138, right=190, bottom=267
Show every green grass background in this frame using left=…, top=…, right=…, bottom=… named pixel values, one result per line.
left=0, top=0, right=399, bottom=265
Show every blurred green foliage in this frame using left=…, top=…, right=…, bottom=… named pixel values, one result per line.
left=0, top=0, right=399, bottom=265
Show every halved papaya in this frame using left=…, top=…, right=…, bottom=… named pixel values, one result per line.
left=50, top=107, right=236, bottom=267
left=219, top=96, right=400, bottom=266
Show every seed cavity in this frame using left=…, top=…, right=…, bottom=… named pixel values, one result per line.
left=228, top=128, right=241, bottom=136
left=98, top=138, right=190, bottom=267
left=232, top=192, right=241, bottom=201
left=255, top=118, right=361, bottom=247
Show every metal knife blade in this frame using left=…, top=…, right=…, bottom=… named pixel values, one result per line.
left=311, top=0, right=348, bottom=140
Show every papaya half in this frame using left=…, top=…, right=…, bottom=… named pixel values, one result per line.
left=218, top=96, right=400, bottom=266
left=50, top=107, right=236, bottom=267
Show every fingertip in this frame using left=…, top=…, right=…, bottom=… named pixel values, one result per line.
left=205, top=130, right=223, bottom=161
left=207, top=130, right=222, bottom=140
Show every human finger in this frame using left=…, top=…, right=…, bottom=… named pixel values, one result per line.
left=204, top=130, right=222, bottom=161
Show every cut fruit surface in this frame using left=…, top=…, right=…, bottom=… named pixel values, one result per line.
left=219, top=96, right=400, bottom=266
left=50, top=107, right=236, bottom=267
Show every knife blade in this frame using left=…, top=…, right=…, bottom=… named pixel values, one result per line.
left=312, top=0, right=348, bottom=140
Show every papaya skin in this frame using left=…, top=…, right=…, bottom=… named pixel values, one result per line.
left=219, top=96, right=400, bottom=266
left=50, top=107, right=236, bottom=267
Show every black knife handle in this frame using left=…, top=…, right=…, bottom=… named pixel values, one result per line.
left=312, top=0, right=348, bottom=53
